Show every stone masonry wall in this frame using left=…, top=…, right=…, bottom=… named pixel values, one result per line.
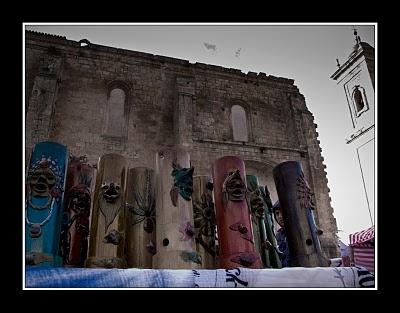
left=25, top=30, right=339, bottom=258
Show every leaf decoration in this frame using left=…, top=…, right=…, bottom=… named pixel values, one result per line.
left=181, top=251, right=202, bottom=264
left=229, top=222, right=254, bottom=244
left=240, top=233, right=254, bottom=243
left=229, top=222, right=246, bottom=232
left=126, top=169, right=156, bottom=232
left=170, top=186, right=179, bottom=207
left=171, top=161, right=194, bottom=201
left=231, top=253, right=257, bottom=267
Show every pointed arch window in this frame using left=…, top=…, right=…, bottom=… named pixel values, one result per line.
left=231, top=104, right=248, bottom=142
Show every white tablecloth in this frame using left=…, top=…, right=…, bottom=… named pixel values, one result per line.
left=25, top=266, right=374, bottom=288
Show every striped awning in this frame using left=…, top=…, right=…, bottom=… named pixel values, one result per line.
left=349, top=226, right=374, bottom=246
left=349, top=226, right=375, bottom=273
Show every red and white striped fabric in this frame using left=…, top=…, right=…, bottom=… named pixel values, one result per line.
left=352, top=245, right=375, bottom=273
left=349, top=226, right=375, bottom=246
left=349, top=226, right=375, bottom=273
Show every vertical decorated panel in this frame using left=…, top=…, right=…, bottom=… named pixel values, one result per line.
left=246, top=175, right=270, bottom=268
left=125, top=167, right=156, bottom=268
left=273, top=161, right=329, bottom=267
left=85, top=154, right=127, bottom=268
left=153, top=149, right=200, bottom=269
left=212, top=156, right=262, bottom=269
left=192, top=175, right=216, bottom=269
left=60, top=155, right=95, bottom=267
left=259, top=184, right=282, bottom=269
left=25, top=141, right=68, bottom=267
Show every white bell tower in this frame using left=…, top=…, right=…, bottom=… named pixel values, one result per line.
left=331, top=28, right=375, bottom=225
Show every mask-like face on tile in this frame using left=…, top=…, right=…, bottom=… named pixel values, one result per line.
left=69, top=185, right=91, bottom=214
left=224, top=169, right=247, bottom=202
left=98, top=180, right=124, bottom=233
left=28, top=166, right=57, bottom=198
left=101, top=182, right=121, bottom=203
left=250, top=190, right=265, bottom=216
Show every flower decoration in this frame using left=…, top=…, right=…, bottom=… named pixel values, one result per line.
left=50, top=187, right=61, bottom=198
left=179, top=221, right=195, bottom=241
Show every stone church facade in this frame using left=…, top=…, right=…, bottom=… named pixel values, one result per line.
left=25, top=30, right=339, bottom=258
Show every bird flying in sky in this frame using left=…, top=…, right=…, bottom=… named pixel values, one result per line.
left=204, top=42, right=217, bottom=52
left=235, top=48, right=242, bottom=58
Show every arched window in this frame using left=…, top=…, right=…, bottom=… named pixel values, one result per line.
left=105, top=88, right=125, bottom=137
left=352, top=86, right=365, bottom=112
left=231, top=104, right=248, bottom=142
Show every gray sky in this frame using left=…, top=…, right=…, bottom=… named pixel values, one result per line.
left=24, top=23, right=376, bottom=244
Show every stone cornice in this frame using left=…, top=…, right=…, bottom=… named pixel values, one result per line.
left=331, top=42, right=375, bottom=81
left=194, top=138, right=308, bottom=154
left=25, top=30, right=299, bottom=91
left=26, top=30, right=67, bottom=40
